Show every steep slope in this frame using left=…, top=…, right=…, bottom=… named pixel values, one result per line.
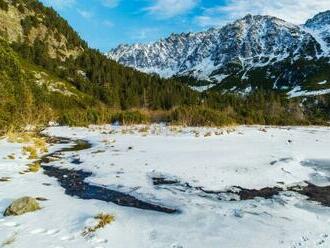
left=0, top=37, right=106, bottom=130
left=0, top=0, right=199, bottom=111
left=108, top=13, right=330, bottom=95
left=304, top=10, right=330, bottom=55
left=0, top=0, right=202, bottom=131
left=0, top=0, right=85, bottom=61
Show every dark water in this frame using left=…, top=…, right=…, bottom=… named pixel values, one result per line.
left=152, top=175, right=330, bottom=207
left=41, top=138, right=178, bottom=214
left=40, top=136, right=330, bottom=210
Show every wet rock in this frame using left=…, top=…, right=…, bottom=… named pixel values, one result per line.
left=4, top=197, right=41, bottom=216
left=152, top=177, right=179, bottom=186
left=291, top=183, right=330, bottom=207
left=71, top=157, right=82, bottom=164
left=36, top=197, right=48, bottom=201
left=0, top=177, right=11, bottom=182
left=235, top=186, right=283, bottom=200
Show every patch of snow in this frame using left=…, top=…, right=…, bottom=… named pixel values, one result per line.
left=288, top=86, right=330, bottom=98
left=318, top=80, right=327, bottom=85
left=210, top=74, right=229, bottom=83
left=303, top=27, right=330, bottom=56
left=190, top=84, right=216, bottom=92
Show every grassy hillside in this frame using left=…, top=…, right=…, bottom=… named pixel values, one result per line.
left=0, top=38, right=107, bottom=131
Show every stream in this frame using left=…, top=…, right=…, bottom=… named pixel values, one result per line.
left=39, top=136, right=330, bottom=214
left=40, top=137, right=178, bottom=214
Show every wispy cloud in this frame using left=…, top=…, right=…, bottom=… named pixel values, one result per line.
left=77, top=9, right=94, bottom=19
left=102, top=0, right=120, bottom=8
left=145, top=0, right=199, bottom=19
left=196, top=0, right=330, bottom=27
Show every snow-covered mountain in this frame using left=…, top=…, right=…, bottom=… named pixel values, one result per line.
left=305, top=10, right=330, bottom=55
left=108, top=12, right=330, bottom=94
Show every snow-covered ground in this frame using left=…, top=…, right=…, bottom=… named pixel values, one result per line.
left=1, top=125, right=330, bottom=248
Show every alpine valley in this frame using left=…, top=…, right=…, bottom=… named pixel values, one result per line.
left=0, top=0, right=329, bottom=130
left=1, top=2, right=330, bottom=248
left=108, top=12, right=330, bottom=96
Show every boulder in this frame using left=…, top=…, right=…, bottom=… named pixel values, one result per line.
left=4, top=197, right=40, bottom=216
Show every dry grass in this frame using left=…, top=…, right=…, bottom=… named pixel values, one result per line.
left=82, top=213, right=115, bottom=236
left=27, top=161, right=41, bottom=173
left=21, top=137, right=48, bottom=160
left=6, top=130, right=48, bottom=153
left=138, top=126, right=150, bottom=133
left=6, top=130, right=35, bottom=144
left=33, top=137, right=48, bottom=153
left=22, top=146, right=38, bottom=159
left=5, top=130, right=48, bottom=163
left=169, top=126, right=183, bottom=133
left=121, top=128, right=128, bottom=135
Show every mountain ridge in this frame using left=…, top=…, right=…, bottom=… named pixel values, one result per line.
left=108, top=12, right=330, bottom=95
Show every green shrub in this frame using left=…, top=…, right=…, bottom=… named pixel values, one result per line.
left=21, top=15, right=39, bottom=35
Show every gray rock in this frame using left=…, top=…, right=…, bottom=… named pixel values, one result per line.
left=4, top=197, right=41, bottom=216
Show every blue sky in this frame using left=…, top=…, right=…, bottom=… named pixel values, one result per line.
left=40, top=0, right=330, bottom=52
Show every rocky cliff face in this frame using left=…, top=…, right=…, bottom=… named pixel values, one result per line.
left=108, top=12, right=330, bottom=94
left=0, top=0, right=84, bottom=61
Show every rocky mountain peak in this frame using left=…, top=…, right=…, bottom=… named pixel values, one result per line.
left=108, top=12, right=330, bottom=94
left=305, top=10, right=330, bottom=28
left=304, top=10, right=330, bottom=55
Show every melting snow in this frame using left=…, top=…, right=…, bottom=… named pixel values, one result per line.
left=1, top=125, right=330, bottom=247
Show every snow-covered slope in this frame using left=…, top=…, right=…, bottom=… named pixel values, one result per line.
left=108, top=12, right=330, bottom=93
left=305, top=10, right=330, bottom=55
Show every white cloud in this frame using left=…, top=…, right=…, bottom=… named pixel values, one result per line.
left=197, top=0, right=330, bottom=27
left=102, top=0, right=120, bottom=8
left=145, top=0, right=199, bottom=19
left=77, top=9, right=94, bottom=19
left=42, top=0, right=75, bottom=9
